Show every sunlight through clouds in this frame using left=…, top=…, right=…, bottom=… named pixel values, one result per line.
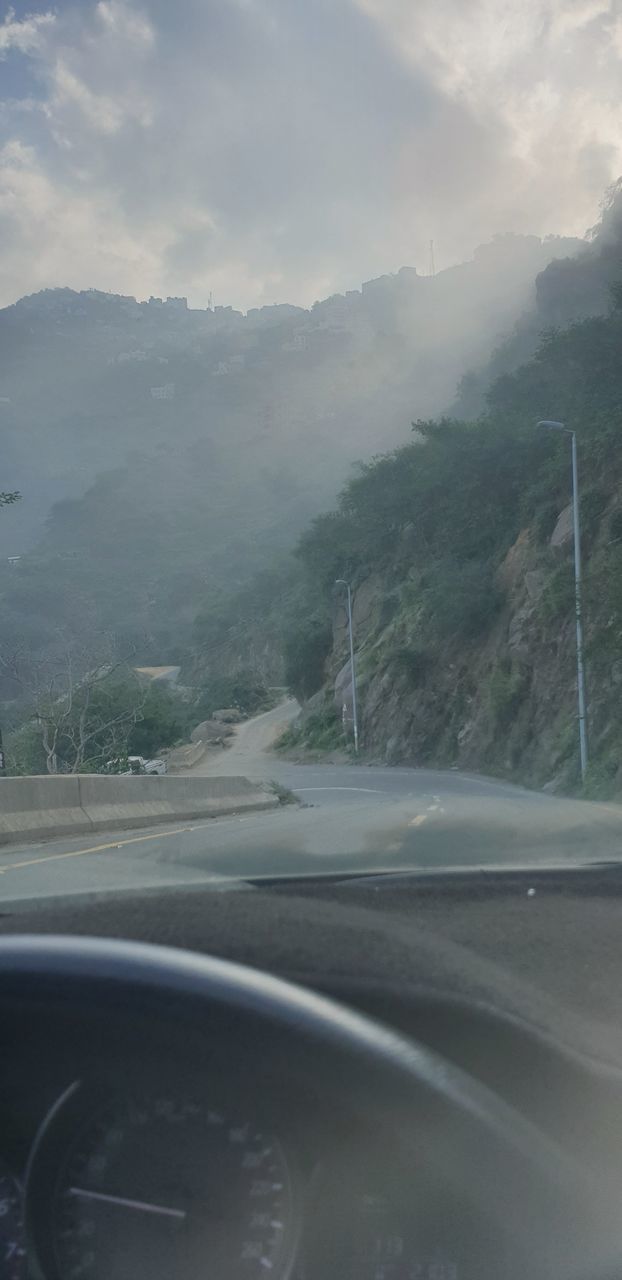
left=0, top=0, right=620, bottom=309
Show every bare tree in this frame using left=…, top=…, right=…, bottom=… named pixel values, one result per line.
left=61, top=658, right=148, bottom=773
left=0, top=639, right=147, bottom=774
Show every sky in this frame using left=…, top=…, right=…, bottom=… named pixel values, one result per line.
left=0, top=0, right=621, bottom=312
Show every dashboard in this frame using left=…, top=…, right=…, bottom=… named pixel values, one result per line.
left=4, top=868, right=622, bottom=1279
left=2, top=1042, right=501, bottom=1280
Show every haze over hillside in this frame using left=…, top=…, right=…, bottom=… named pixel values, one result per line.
left=274, top=187, right=622, bottom=796
left=1, top=219, right=617, bottom=684
left=0, top=232, right=581, bottom=558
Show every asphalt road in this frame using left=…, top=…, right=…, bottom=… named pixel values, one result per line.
left=3, top=701, right=622, bottom=902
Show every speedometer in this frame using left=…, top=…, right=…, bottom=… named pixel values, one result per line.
left=28, top=1086, right=298, bottom=1280
left=0, top=1163, right=26, bottom=1280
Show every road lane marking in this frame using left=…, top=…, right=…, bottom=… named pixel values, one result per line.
left=0, top=814, right=260, bottom=875
left=0, top=828, right=194, bottom=873
left=409, top=815, right=428, bottom=827
left=292, top=787, right=387, bottom=795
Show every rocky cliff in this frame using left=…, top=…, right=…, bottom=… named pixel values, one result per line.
left=324, top=508, right=582, bottom=788
left=280, top=196, right=622, bottom=796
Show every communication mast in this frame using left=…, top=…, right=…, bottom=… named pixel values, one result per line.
left=208, top=291, right=214, bottom=311
left=427, top=240, right=436, bottom=277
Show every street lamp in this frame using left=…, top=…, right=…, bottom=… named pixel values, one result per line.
left=537, top=420, right=588, bottom=781
left=335, top=579, right=359, bottom=754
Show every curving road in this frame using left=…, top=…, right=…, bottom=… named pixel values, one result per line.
left=2, top=700, right=622, bottom=902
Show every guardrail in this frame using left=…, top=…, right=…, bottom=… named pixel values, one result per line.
left=0, top=774, right=278, bottom=846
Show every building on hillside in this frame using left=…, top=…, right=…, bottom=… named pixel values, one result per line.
left=133, top=666, right=181, bottom=686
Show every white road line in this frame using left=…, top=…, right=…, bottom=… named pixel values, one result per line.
left=292, top=787, right=387, bottom=795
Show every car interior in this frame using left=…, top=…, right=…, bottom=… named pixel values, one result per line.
left=3, top=862, right=622, bottom=1280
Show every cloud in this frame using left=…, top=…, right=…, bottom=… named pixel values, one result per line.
left=357, top=0, right=622, bottom=237
left=0, top=0, right=621, bottom=310
left=95, top=0, right=154, bottom=46
left=0, top=7, right=56, bottom=58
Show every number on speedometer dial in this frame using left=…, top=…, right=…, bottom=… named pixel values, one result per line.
left=0, top=1166, right=26, bottom=1280
left=33, top=1090, right=296, bottom=1280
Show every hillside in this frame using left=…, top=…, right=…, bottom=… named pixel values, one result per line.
left=452, top=183, right=622, bottom=419
left=277, top=193, right=622, bottom=797
left=0, top=232, right=581, bottom=670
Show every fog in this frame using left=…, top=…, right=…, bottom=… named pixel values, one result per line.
left=0, top=230, right=582, bottom=550
left=0, top=224, right=597, bottom=671
left=0, top=0, right=620, bottom=677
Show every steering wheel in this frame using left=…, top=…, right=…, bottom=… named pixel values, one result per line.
left=0, top=935, right=615, bottom=1280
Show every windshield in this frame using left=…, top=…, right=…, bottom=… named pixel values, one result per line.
left=2, top=0, right=622, bottom=899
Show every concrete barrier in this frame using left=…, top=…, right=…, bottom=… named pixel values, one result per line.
left=0, top=774, right=278, bottom=846
left=0, top=776, right=88, bottom=844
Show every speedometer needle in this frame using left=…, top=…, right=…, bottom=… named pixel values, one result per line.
left=68, top=1187, right=187, bottom=1221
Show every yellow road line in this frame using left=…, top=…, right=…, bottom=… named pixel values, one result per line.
left=0, top=810, right=263, bottom=877
left=0, top=816, right=256, bottom=874
left=0, top=826, right=196, bottom=874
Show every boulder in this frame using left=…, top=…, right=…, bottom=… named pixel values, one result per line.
left=334, top=659, right=353, bottom=711
left=496, top=529, right=530, bottom=592
left=333, top=574, right=384, bottom=647
left=190, top=719, right=234, bottom=744
left=212, top=708, right=245, bottom=724
left=507, top=605, right=535, bottom=659
left=525, top=569, right=545, bottom=602
left=550, top=503, right=573, bottom=549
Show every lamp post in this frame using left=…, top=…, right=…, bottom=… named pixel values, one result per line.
left=537, top=420, right=588, bottom=781
left=335, top=579, right=359, bottom=754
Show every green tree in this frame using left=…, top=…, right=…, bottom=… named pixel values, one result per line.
left=193, top=670, right=272, bottom=721
left=126, top=682, right=188, bottom=758
left=284, top=619, right=333, bottom=702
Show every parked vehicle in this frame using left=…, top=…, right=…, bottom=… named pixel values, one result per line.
left=127, top=756, right=167, bottom=776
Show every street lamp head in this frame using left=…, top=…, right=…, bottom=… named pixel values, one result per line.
left=335, top=578, right=348, bottom=587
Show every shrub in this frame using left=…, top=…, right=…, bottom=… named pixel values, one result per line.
left=488, top=663, right=527, bottom=728
left=5, top=722, right=47, bottom=776
left=389, top=644, right=432, bottom=688
left=193, top=670, right=272, bottom=721
left=580, top=487, right=608, bottom=549
left=278, top=703, right=343, bottom=753
left=128, top=683, right=189, bottom=757
left=581, top=756, right=620, bottom=800
left=608, top=507, right=622, bottom=543
left=421, top=560, right=502, bottom=643
left=533, top=501, right=561, bottom=545
left=283, top=619, right=332, bottom=702
left=303, top=704, right=344, bottom=750
left=537, top=564, right=574, bottom=624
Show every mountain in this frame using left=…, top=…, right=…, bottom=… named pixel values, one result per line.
left=452, top=181, right=622, bottom=418
left=277, top=191, right=622, bottom=797
left=0, top=231, right=583, bottom=667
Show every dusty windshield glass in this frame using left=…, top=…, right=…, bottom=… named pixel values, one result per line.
left=1, top=0, right=622, bottom=898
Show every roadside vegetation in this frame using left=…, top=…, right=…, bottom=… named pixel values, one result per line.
left=271, top=188, right=622, bottom=796
left=276, top=702, right=346, bottom=757
left=4, top=187, right=622, bottom=792
left=1, top=648, right=275, bottom=776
